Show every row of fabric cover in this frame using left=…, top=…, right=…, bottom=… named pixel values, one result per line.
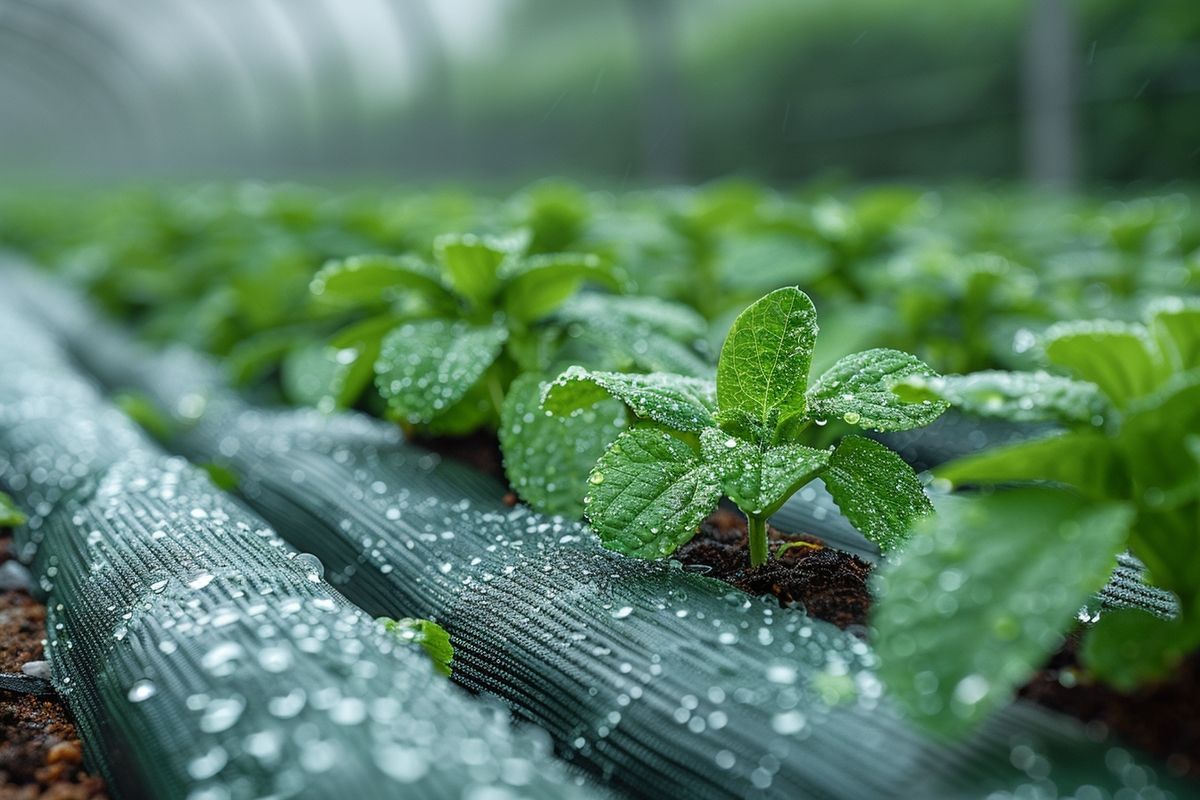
left=0, top=264, right=1189, bottom=799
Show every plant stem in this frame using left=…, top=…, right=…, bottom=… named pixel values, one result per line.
left=747, top=514, right=768, bottom=568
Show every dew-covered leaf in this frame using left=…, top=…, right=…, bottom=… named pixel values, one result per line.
left=893, top=370, right=1108, bottom=426
left=873, top=489, right=1133, bottom=736
left=1147, top=297, right=1200, bottom=372
left=542, top=366, right=717, bottom=433
left=716, top=287, right=818, bottom=435
left=820, top=435, right=930, bottom=552
left=375, top=319, right=506, bottom=425
left=807, top=348, right=947, bottom=432
left=434, top=233, right=512, bottom=308
left=700, top=429, right=829, bottom=517
left=0, top=491, right=26, bottom=527
left=500, top=253, right=625, bottom=323
left=282, top=316, right=398, bottom=412
left=557, top=294, right=709, bottom=344
left=1042, top=320, right=1165, bottom=407
left=499, top=373, right=626, bottom=518
left=310, top=254, right=451, bottom=309
left=936, top=432, right=1126, bottom=500
left=380, top=617, right=455, bottom=677
left=1081, top=609, right=1200, bottom=692
left=584, top=426, right=722, bottom=559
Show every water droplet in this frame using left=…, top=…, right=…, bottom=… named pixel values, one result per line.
left=128, top=679, right=157, bottom=703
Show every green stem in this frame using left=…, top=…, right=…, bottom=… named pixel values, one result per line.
left=748, top=514, right=769, bottom=568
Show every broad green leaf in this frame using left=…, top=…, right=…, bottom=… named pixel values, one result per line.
left=412, top=367, right=501, bottom=436
left=1081, top=609, right=1200, bottom=692
left=542, top=366, right=717, bottom=433
left=873, top=489, right=1133, bottom=736
left=1043, top=320, right=1164, bottom=407
left=226, top=323, right=315, bottom=386
left=375, top=319, right=506, bottom=425
left=557, top=294, right=708, bottom=344
left=716, top=287, right=818, bottom=435
left=585, top=426, right=722, bottom=559
left=310, top=254, right=450, bottom=309
left=499, top=374, right=626, bottom=518
left=500, top=253, right=625, bottom=323
left=1117, top=369, right=1200, bottom=507
left=380, top=617, right=455, bottom=677
left=700, top=429, right=829, bottom=517
left=713, top=233, right=832, bottom=292
left=282, top=316, right=398, bottom=412
left=1148, top=297, right=1200, bottom=371
left=822, top=435, right=931, bottom=552
left=0, top=491, right=26, bottom=527
left=434, top=233, right=511, bottom=308
left=937, top=432, right=1127, bottom=500
left=807, top=348, right=947, bottom=432
left=894, top=370, right=1108, bottom=426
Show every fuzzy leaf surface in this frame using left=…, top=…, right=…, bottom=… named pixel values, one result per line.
left=807, top=348, right=947, bottom=431
left=584, top=426, right=722, bottom=559
left=700, top=429, right=829, bottom=517
left=716, top=287, right=818, bottom=434
left=499, top=373, right=626, bottom=518
left=821, top=435, right=931, bottom=552
left=873, top=489, right=1132, bottom=736
left=543, top=366, right=717, bottom=432
left=893, top=370, right=1108, bottom=426
left=375, top=319, right=506, bottom=424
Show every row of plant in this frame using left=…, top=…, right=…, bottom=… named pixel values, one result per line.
left=3, top=181, right=1198, bottom=775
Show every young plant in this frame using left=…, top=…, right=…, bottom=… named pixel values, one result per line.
left=297, top=231, right=625, bottom=433
left=0, top=491, right=25, bottom=527
left=542, top=287, right=948, bottom=566
left=874, top=297, right=1200, bottom=735
left=379, top=617, right=455, bottom=677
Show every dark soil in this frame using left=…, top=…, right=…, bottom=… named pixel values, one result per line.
left=1020, top=633, right=1200, bottom=780
left=677, top=508, right=874, bottom=629
left=415, top=430, right=506, bottom=481
left=0, top=534, right=107, bottom=800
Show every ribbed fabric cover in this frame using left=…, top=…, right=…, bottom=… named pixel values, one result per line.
left=0, top=297, right=596, bottom=800
left=14, top=268, right=1186, bottom=800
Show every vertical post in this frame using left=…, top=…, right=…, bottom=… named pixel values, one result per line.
left=1022, top=0, right=1078, bottom=188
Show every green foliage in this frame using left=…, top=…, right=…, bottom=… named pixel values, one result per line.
left=878, top=298, right=1200, bottom=722
left=114, top=390, right=174, bottom=443
left=0, top=491, right=25, bottom=527
left=549, top=287, right=945, bottom=566
left=874, top=490, right=1133, bottom=736
left=379, top=617, right=455, bottom=677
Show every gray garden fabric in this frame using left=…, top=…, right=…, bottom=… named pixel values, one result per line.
left=0, top=296, right=596, bottom=800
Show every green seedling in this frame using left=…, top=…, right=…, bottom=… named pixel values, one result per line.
left=875, top=297, right=1200, bottom=734
left=379, top=617, right=454, bottom=677
left=543, top=287, right=947, bottom=566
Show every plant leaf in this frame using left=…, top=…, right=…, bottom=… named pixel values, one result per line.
left=893, top=370, right=1109, bottom=426
left=375, top=319, right=506, bottom=425
left=936, top=432, right=1127, bottom=500
left=310, top=254, right=450, bottom=309
left=1148, top=297, right=1200, bottom=371
left=1042, top=320, right=1165, bottom=407
left=807, top=348, right=948, bottom=432
left=380, top=617, right=455, bottom=677
left=700, top=429, right=829, bottom=517
left=500, top=253, right=625, bottom=323
left=1081, top=609, right=1200, bottom=692
left=716, top=287, right=818, bottom=436
left=434, top=233, right=511, bottom=308
left=282, top=316, right=398, bottom=412
left=873, top=489, right=1133, bottom=736
left=0, top=491, right=26, bottom=527
left=584, top=426, right=722, bottom=559
left=1117, top=369, right=1200, bottom=508
left=542, top=366, right=717, bottom=433
left=822, top=435, right=931, bottom=552
left=499, top=373, right=626, bottom=518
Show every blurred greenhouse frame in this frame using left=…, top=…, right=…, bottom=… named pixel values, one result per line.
left=0, top=0, right=1196, bottom=185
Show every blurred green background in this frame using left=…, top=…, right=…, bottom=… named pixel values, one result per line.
left=0, top=0, right=1195, bottom=185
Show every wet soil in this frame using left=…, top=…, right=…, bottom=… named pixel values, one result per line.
left=0, top=534, right=107, bottom=800
left=1020, top=634, right=1200, bottom=780
left=415, top=430, right=506, bottom=481
left=677, top=508, right=874, bottom=630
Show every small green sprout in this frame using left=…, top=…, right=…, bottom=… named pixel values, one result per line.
left=543, top=287, right=947, bottom=567
left=379, top=617, right=454, bottom=677
left=0, top=491, right=26, bottom=527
